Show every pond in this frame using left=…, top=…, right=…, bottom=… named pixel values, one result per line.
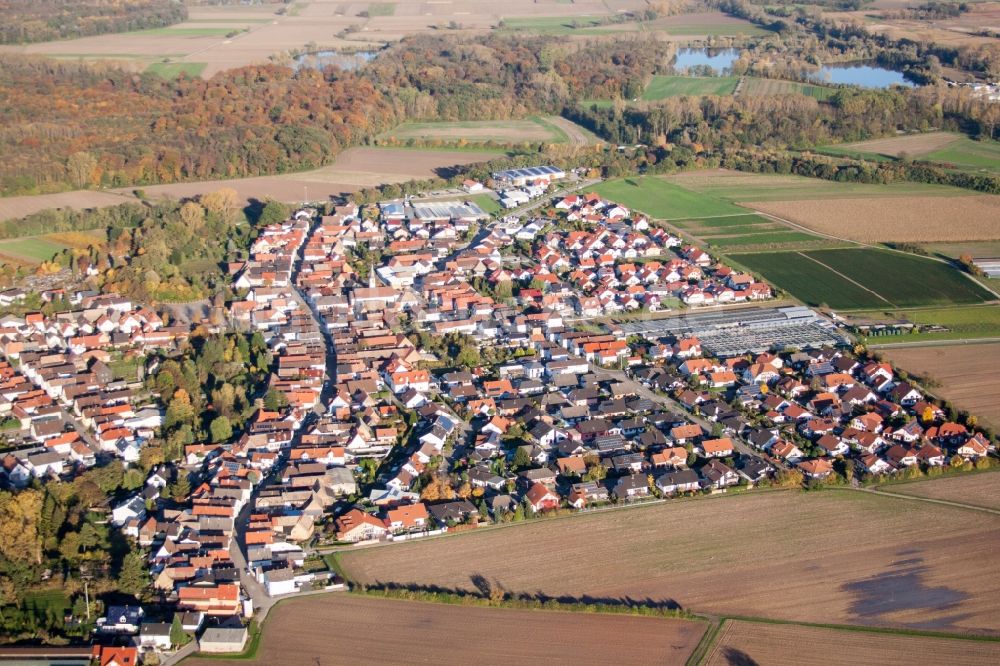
left=809, top=62, right=915, bottom=88
left=293, top=50, right=377, bottom=72
left=672, top=48, right=741, bottom=75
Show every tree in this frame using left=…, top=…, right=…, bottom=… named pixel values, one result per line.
left=0, top=489, right=43, bottom=564
left=122, top=468, right=145, bottom=491
left=511, top=446, right=532, bottom=470
left=209, top=415, right=233, bottom=443
left=200, top=188, right=240, bottom=225
left=170, top=614, right=191, bottom=646
left=67, top=151, right=97, bottom=188
left=119, top=550, right=148, bottom=597
left=257, top=200, right=290, bottom=228
left=263, top=389, right=288, bottom=411
left=139, top=445, right=165, bottom=472
left=165, top=389, right=195, bottom=431
left=169, top=474, right=191, bottom=502
left=179, top=201, right=205, bottom=231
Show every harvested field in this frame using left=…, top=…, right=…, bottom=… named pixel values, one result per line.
left=883, top=342, right=1000, bottom=429
left=705, top=620, right=1000, bottom=666
left=339, top=490, right=1000, bottom=633
left=891, top=472, right=1000, bottom=512
left=746, top=196, right=1000, bottom=242
left=110, top=147, right=496, bottom=205
left=833, top=132, right=962, bottom=158
left=0, top=191, right=135, bottom=223
left=0, top=148, right=496, bottom=221
left=183, top=594, right=706, bottom=666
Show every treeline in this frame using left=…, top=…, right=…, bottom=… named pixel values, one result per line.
left=0, top=56, right=401, bottom=196
left=0, top=0, right=187, bottom=44
left=566, top=83, right=999, bottom=151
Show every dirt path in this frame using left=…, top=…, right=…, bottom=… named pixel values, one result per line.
left=852, top=486, right=1000, bottom=517
left=795, top=251, right=895, bottom=306
left=546, top=116, right=600, bottom=145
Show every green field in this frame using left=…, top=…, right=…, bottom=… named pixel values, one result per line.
left=667, top=172, right=967, bottom=202
left=658, top=22, right=772, bottom=36
left=382, top=118, right=569, bottom=144
left=146, top=62, right=207, bottom=78
left=737, top=248, right=993, bottom=310
left=642, top=75, right=738, bottom=100
left=703, top=231, right=822, bottom=248
left=468, top=193, right=502, bottom=215
left=742, top=77, right=837, bottom=100
left=851, top=304, right=1000, bottom=343
left=0, top=237, right=69, bottom=263
left=367, top=2, right=396, bottom=16
left=925, top=138, right=1000, bottom=172
left=591, top=177, right=746, bottom=219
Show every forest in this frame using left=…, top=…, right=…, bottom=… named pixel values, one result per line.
left=0, top=0, right=187, bottom=44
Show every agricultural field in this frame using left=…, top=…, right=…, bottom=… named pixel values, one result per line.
left=184, top=594, right=706, bottom=666
left=666, top=169, right=964, bottom=202
left=883, top=342, right=1000, bottom=429
left=741, top=77, right=837, bottom=100
left=0, top=230, right=104, bottom=264
left=734, top=248, right=992, bottom=310
left=642, top=75, right=739, bottom=100
left=591, top=177, right=746, bottom=219
left=145, top=61, right=207, bottom=78
left=103, top=147, right=498, bottom=206
left=498, top=11, right=770, bottom=37
left=821, top=133, right=1000, bottom=173
left=705, top=619, right=1000, bottom=666
left=889, top=471, right=1000, bottom=512
left=379, top=116, right=597, bottom=145
left=670, top=213, right=825, bottom=249
left=338, top=490, right=1000, bottom=633
left=747, top=195, right=1000, bottom=243
left=0, top=191, right=134, bottom=223
left=850, top=305, right=1000, bottom=344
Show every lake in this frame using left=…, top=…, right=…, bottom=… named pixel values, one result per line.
left=672, top=48, right=741, bottom=75
left=293, top=50, right=377, bottom=72
left=809, top=62, right=915, bottom=88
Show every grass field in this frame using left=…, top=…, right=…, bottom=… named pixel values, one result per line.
left=366, top=2, right=396, bottom=16
left=642, top=75, right=739, bottom=100
left=666, top=170, right=965, bottom=202
left=0, top=237, right=71, bottom=263
left=338, top=489, right=1000, bottom=633
left=591, top=177, right=745, bottom=219
left=706, top=619, right=1000, bottom=666
left=383, top=118, right=566, bottom=144
left=926, top=137, right=1000, bottom=172
left=183, top=594, right=706, bottom=665
left=468, top=193, right=502, bottom=215
left=673, top=213, right=824, bottom=248
left=883, top=342, right=1000, bottom=428
left=852, top=305, right=1000, bottom=344
left=742, top=77, right=837, bottom=100
left=146, top=62, right=207, bottom=78
left=735, top=248, right=992, bottom=310
left=820, top=133, right=1000, bottom=173
left=889, top=471, right=1000, bottom=511
left=703, top=231, right=824, bottom=248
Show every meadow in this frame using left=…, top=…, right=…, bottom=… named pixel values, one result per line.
left=742, top=77, right=837, bottom=100
left=671, top=213, right=824, bottom=248
left=591, top=177, right=745, bottom=219
left=851, top=305, right=1000, bottom=344
left=734, top=248, right=992, bottom=310
left=145, top=62, right=207, bottom=78
left=641, top=75, right=739, bottom=100
left=338, top=489, right=1000, bottom=633
left=380, top=117, right=598, bottom=145
left=820, top=132, right=1000, bottom=173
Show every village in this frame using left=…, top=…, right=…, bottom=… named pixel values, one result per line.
left=0, top=166, right=995, bottom=666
